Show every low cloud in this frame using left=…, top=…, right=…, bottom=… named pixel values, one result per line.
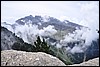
left=39, top=25, right=57, bottom=37
left=60, top=27, right=99, bottom=54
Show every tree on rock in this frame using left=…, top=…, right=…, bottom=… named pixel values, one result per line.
left=34, top=36, right=50, bottom=53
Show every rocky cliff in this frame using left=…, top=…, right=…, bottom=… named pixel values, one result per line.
left=1, top=50, right=99, bottom=66
left=1, top=50, right=66, bottom=66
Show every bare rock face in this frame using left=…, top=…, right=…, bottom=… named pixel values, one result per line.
left=69, top=57, right=99, bottom=66
left=1, top=50, right=66, bottom=66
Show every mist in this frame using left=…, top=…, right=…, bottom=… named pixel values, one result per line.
left=60, top=27, right=99, bottom=54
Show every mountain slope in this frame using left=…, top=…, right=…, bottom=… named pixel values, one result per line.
left=1, top=26, right=25, bottom=50
left=69, top=57, right=99, bottom=66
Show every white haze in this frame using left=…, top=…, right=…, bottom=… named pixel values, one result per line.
left=39, top=25, right=57, bottom=36
left=61, top=27, right=99, bottom=54
left=13, top=22, right=57, bottom=45
left=14, top=23, right=39, bottom=44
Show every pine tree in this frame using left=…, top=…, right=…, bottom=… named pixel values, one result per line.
left=42, top=38, right=50, bottom=53
left=34, top=36, right=50, bottom=53
left=34, top=36, right=43, bottom=51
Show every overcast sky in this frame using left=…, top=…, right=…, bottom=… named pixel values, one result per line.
left=1, top=1, right=99, bottom=30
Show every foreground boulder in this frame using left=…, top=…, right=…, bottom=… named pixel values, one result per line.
left=1, top=50, right=66, bottom=66
left=69, top=57, right=99, bottom=66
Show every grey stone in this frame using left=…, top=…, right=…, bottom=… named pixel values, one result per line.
left=1, top=50, right=66, bottom=66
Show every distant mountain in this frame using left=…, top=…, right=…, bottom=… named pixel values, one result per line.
left=1, top=15, right=85, bottom=43
left=15, top=15, right=83, bottom=31
left=2, top=15, right=84, bottom=34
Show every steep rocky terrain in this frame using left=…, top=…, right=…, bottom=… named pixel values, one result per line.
left=1, top=26, right=18, bottom=50
left=1, top=50, right=99, bottom=66
left=69, top=57, right=99, bottom=66
left=1, top=50, right=66, bottom=66
left=1, top=26, right=25, bottom=50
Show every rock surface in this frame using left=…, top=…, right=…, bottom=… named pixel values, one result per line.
left=1, top=50, right=66, bottom=66
left=69, top=57, right=99, bottom=66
